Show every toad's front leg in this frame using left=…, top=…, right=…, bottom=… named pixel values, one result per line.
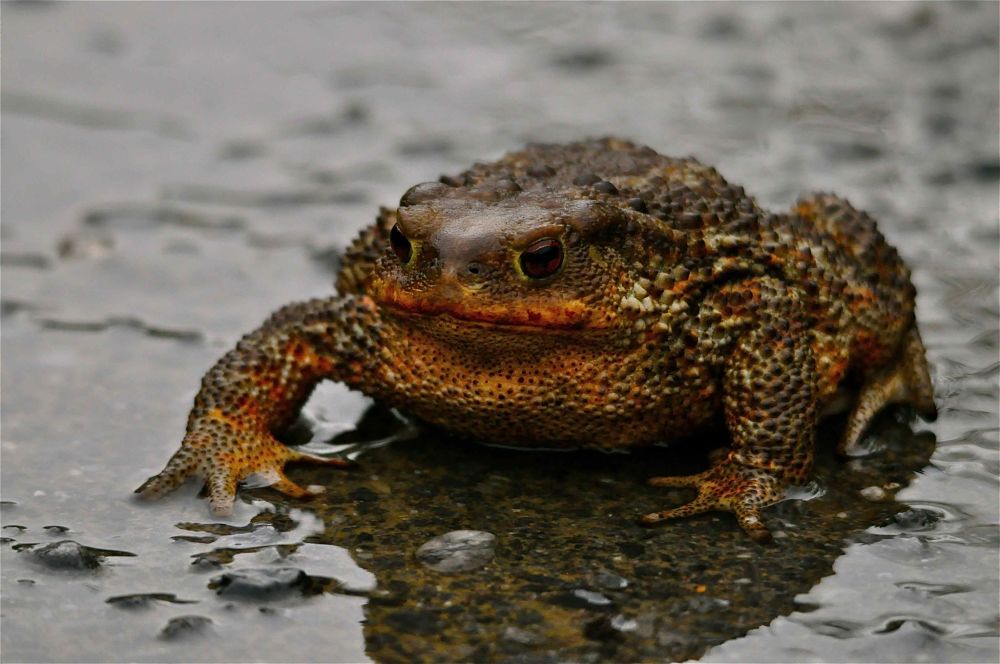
left=136, top=296, right=381, bottom=515
left=642, top=279, right=818, bottom=542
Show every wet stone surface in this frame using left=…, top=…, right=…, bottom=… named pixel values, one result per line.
left=2, top=2, right=998, bottom=663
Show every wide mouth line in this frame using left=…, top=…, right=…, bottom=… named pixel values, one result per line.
left=377, top=300, right=604, bottom=331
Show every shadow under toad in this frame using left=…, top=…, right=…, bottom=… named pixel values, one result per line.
left=249, top=404, right=936, bottom=663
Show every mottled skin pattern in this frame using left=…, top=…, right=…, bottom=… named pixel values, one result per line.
left=138, top=138, right=937, bottom=541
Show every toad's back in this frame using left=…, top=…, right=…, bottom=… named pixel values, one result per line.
left=439, top=139, right=927, bottom=407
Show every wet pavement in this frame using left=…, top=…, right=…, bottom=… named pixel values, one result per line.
left=2, top=3, right=998, bottom=663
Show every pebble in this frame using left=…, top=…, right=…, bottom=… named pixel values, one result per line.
left=573, top=589, right=613, bottom=607
left=27, top=540, right=134, bottom=570
left=593, top=570, right=629, bottom=590
left=887, top=507, right=943, bottom=532
left=610, top=614, right=638, bottom=632
left=415, top=530, right=496, bottom=573
left=159, top=615, right=213, bottom=641
left=502, top=626, right=543, bottom=645
left=860, top=486, right=888, bottom=501
left=210, top=567, right=309, bottom=599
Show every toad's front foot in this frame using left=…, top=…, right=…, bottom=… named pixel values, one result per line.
left=640, top=457, right=786, bottom=543
left=135, top=418, right=353, bottom=516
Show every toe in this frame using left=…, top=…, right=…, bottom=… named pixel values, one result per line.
left=207, top=470, right=237, bottom=516
left=269, top=471, right=316, bottom=500
left=135, top=452, right=198, bottom=498
left=640, top=493, right=714, bottom=525
left=648, top=471, right=707, bottom=488
left=734, top=501, right=773, bottom=543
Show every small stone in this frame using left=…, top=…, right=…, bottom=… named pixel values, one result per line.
left=502, top=626, right=543, bottom=645
left=888, top=507, right=942, bottom=531
left=573, top=588, right=613, bottom=607
left=860, top=486, right=888, bottom=501
left=593, top=570, right=629, bottom=590
left=27, top=540, right=134, bottom=571
left=687, top=595, right=729, bottom=612
left=159, top=615, right=212, bottom=641
left=209, top=567, right=310, bottom=600
left=415, top=530, right=496, bottom=573
left=610, top=614, right=637, bottom=632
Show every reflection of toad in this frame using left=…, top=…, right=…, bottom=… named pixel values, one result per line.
left=138, top=138, right=936, bottom=541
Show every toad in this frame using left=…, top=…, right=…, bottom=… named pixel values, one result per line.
left=137, top=138, right=936, bottom=541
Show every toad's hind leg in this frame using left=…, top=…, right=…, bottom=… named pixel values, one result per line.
left=838, top=328, right=937, bottom=456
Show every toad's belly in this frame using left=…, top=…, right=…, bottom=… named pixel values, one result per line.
left=367, top=314, right=721, bottom=450
left=394, top=391, right=719, bottom=451
left=371, top=353, right=720, bottom=451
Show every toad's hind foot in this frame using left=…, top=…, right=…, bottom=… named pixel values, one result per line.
left=641, top=460, right=785, bottom=543
left=838, top=328, right=937, bottom=456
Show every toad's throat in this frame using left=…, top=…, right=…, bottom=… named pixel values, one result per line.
left=375, top=290, right=608, bottom=331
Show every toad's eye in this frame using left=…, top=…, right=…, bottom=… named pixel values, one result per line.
left=389, top=224, right=412, bottom=264
left=519, top=239, right=563, bottom=279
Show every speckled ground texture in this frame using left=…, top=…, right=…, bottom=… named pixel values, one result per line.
left=2, top=3, right=997, bottom=663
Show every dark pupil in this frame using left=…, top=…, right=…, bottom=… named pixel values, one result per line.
left=520, top=240, right=563, bottom=278
left=389, top=224, right=412, bottom=263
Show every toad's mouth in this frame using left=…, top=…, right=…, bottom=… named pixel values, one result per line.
left=374, top=288, right=609, bottom=331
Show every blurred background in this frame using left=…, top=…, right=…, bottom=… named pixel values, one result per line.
left=2, top=3, right=997, bottom=663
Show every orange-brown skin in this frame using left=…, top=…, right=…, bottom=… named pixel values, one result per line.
left=137, top=138, right=937, bottom=541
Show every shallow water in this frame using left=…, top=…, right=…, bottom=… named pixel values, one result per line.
left=2, top=3, right=997, bottom=662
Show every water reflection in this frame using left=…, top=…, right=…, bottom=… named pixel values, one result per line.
left=250, top=402, right=938, bottom=662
